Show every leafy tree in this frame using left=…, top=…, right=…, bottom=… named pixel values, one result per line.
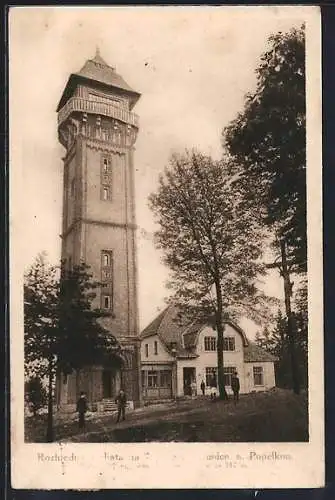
left=24, top=253, right=121, bottom=441
left=223, top=26, right=306, bottom=394
left=292, top=279, right=308, bottom=388
left=255, top=325, right=274, bottom=352
left=149, top=150, right=275, bottom=400
left=256, top=304, right=308, bottom=389
left=224, top=25, right=306, bottom=271
left=25, top=376, right=47, bottom=416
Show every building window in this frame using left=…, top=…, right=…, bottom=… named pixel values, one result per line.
left=103, top=158, right=109, bottom=173
left=169, top=342, right=177, bottom=351
left=142, top=370, right=171, bottom=388
left=223, top=337, right=235, bottom=351
left=154, top=341, right=158, bottom=355
left=204, top=336, right=217, bottom=351
left=102, top=186, right=110, bottom=201
left=205, top=367, right=217, bottom=387
left=145, top=344, right=149, bottom=358
left=101, top=129, right=110, bottom=142
left=253, top=366, right=264, bottom=386
left=160, top=370, right=171, bottom=387
left=102, top=295, right=112, bottom=309
left=101, top=155, right=112, bottom=201
left=68, top=256, right=72, bottom=270
left=102, top=252, right=111, bottom=267
left=101, top=250, right=113, bottom=310
left=223, top=367, right=237, bottom=386
left=101, top=251, right=113, bottom=274
left=148, top=371, right=158, bottom=388
left=205, top=367, right=237, bottom=387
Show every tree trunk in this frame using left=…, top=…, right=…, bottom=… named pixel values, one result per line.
left=215, top=279, right=228, bottom=400
left=216, top=321, right=228, bottom=400
left=280, top=239, right=300, bottom=395
left=46, top=357, right=54, bottom=442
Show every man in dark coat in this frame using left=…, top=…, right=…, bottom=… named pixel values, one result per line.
left=76, top=391, right=88, bottom=430
left=231, top=372, right=240, bottom=404
left=115, top=389, right=127, bottom=423
left=200, top=380, right=206, bottom=396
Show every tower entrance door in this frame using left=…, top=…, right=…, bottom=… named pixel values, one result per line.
left=102, top=369, right=114, bottom=399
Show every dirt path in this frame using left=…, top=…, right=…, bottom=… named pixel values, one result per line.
left=26, top=390, right=308, bottom=443
left=63, top=391, right=308, bottom=443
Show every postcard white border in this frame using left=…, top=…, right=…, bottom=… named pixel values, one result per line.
left=10, top=5, right=324, bottom=489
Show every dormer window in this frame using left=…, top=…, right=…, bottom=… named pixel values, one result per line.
left=169, top=342, right=177, bottom=356
left=204, top=336, right=216, bottom=351
left=223, top=337, right=235, bottom=351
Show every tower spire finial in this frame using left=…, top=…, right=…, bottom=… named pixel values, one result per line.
left=96, top=45, right=100, bottom=57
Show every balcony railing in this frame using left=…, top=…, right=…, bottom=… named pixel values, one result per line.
left=58, top=97, right=139, bottom=128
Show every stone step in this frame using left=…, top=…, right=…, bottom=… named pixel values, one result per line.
left=102, top=399, right=131, bottom=412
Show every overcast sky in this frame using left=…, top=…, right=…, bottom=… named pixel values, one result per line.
left=10, top=6, right=308, bottom=335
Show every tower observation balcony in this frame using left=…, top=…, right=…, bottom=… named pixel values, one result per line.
left=58, top=96, right=139, bottom=128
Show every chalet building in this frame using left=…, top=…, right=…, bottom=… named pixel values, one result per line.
left=140, top=306, right=277, bottom=401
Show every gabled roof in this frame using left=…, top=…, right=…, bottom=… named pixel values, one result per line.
left=140, top=305, right=277, bottom=363
left=140, top=308, right=167, bottom=340
left=57, top=49, right=141, bottom=112
left=140, top=305, right=198, bottom=358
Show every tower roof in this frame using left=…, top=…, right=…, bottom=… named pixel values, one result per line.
left=57, top=49, right=141, bottom=112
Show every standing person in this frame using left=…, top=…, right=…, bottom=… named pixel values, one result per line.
left=76, top=391, right=87, bottom=431
left=210, top=375, right=217, bottom=401
left=231, top=371, right=240, bottom=405
left=191, top=380, right=197, bottom=398
left=115, top=389, right=127, bottom=423
left=200, top=380, right=206, bottom=396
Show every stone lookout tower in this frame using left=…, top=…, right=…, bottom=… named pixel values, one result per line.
left=56, top=49, right=141, bottom=410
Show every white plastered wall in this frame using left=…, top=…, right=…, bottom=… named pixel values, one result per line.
left=194, top=325, right=247, bottom=394
left=140, top=334, right=174, bottom=363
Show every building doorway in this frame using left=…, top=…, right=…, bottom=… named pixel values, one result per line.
left=102, top=369, right=114, bottom=399
left=183, top=367, right=196, bottom=396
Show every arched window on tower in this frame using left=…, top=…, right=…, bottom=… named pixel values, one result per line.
left=101, top=156, right=112, bottom=201
left=102, top=252, right=111, bottom=267
left=103, top=158, right=108, bottom=173
left=102, top=186, right=110, bottom=201
left=101, top=250, right=113, bottom=310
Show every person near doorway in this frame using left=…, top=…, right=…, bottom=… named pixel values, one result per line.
left=76, top=391, right=88, bottom=430
left=210, top=376, right=217, bottom=401
left=184, top=381, right=191, bottom=396
left=200, top=380, right=206, bottom=396
left=231, top=371, right=240, bottom=404
left=191, top=380, right=197, bottom=398
left=115, top=389, right=127, bottom=423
